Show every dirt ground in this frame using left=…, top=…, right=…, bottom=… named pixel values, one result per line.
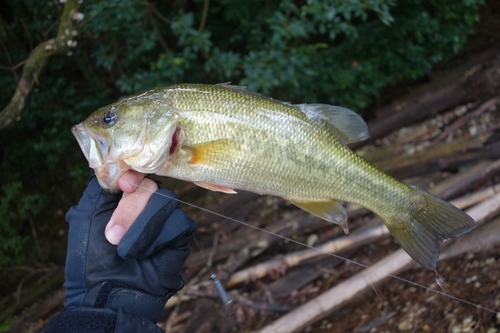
left=303, top=238, right=500, bottom=333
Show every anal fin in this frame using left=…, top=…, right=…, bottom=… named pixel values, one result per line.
left=288, top=198, right=349, bottom=235
left=194, top=181, right=237, bottom=194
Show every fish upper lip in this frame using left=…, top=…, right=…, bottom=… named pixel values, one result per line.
left=72, top=123, right=110, bottom=168
left=72, top=124, right=90, bottom=161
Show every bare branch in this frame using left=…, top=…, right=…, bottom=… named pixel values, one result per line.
left=0, top=0, right=81, bottom=131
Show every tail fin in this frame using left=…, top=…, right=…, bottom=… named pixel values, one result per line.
left=385, top=187, right=476, bottom=270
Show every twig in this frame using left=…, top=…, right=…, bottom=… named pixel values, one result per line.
left=258, top=250, right=415, bottom=333
left=146, top=1, right=172, bottom=24
left=3, top=290, right=65, bottom=333
left=197, top=0, right=210, bottom=59
left=161, top=309, right=192, bottom=332
left=15, top=267, right=58, bottom=309
left=177, top=288, right=297, bottom=313
left=0, top=269, right=63, bottom=322
left=145, top=5, right=168, bottom=52
left=28, top=215, right=45, bottom=267
left=0, top=39, right=18, bottom=82
left=19, top=19, right=33, bottom=50
left=230, top=292, right=296, bottom=313
left=198, top=0, right=209, bottom=33
left=431, top=97, right=500, bottom=145
left=0, top=59, right=29, bottom=72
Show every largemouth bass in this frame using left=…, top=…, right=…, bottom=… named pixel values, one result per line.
left=72, top=83, right=476, bottom=270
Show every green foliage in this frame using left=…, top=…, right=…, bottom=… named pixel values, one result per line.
left=0, top=182, right=45, bottom=266
left=0, top=0, right=484, bottom=266
left=76, top=0, right=484, bottom=107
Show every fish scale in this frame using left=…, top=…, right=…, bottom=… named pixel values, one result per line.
left=72, top=83, right=476, bottom=270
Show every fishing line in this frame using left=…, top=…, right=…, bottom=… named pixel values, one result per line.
left=126, top=178, right=498, bottom=315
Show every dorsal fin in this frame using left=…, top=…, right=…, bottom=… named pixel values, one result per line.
left=216, top=84, right=369, bottom=143
left=299, top=104, right=370, bottom=144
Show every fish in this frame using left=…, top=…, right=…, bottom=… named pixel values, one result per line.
left=71, top=83, right=476, bottom=270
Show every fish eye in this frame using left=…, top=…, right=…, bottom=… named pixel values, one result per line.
left=102, top=110, right=117, bottom=127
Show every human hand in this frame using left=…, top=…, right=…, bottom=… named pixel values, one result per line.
left=105, top=170, right=158, bottom=245
left=47, top=174, right=195, bottom=332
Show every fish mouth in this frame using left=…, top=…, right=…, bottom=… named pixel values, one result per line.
left=72, top=124, right=126, bottom=193
left=72, top=124, right=109, bottom=169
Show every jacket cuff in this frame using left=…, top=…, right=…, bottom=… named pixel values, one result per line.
left=45, top=307, right=165, bottom=333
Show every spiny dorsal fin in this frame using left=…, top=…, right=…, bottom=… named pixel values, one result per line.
left=299, top=104, right=370, bottom=144
left=217, top=84, right=369, bottom=144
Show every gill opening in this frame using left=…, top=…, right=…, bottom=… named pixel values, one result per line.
left=116, top=175, right=498, bottom=316
left=170, top=126, right=180, bottom=154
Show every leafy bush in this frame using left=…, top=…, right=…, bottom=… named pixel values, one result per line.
left=0, top=0, right=484, bottom=266
left=0, top=182, right=45, bottom=266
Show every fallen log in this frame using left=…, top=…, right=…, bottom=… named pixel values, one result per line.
left=187, top=211, right=318, bottom=269
left=265, top=254, right=352, bottom=299
left=354, top=49, right=500, bottom=145
left=429, top=159, right=500, bottom=199
left=226, top=219, right=386, bottom=288
left=214, top=213, right=320, bottom=282
left=374, top=134, right=490, bottom=178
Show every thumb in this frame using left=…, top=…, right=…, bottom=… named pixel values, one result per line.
left=105, top=176, right=158, bottom=245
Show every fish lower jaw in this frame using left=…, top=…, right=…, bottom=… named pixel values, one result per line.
left=94, top=162, right=129, bottom=193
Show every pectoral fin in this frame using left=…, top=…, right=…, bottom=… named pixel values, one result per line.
left=288, top=198, right=349, bottom=235
left=183, top=139, right=237, bottom=165
left=194, top=181, right=237, bottom=194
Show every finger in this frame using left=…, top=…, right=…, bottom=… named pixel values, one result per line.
left=119, top=170, right=146, bottom=193
left=119, top=208, right=195, bottom=259
left=117, top=187, right=181, bottom=259
left=105, top=177, right=158, bottom=245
